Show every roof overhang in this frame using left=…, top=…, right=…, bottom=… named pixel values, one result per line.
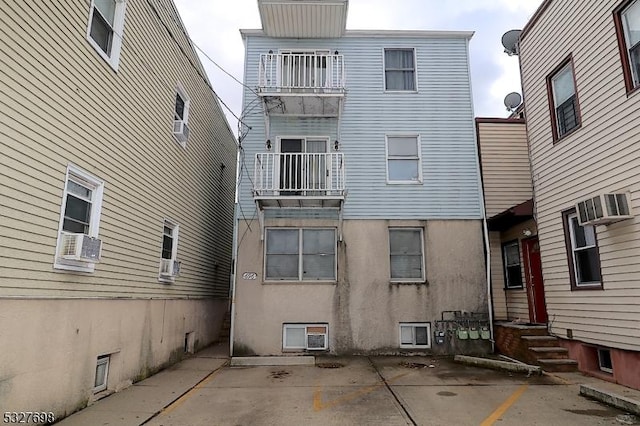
left=487, top=199, right=534, bottom=232
left=257, top=0, right=348, bottom=38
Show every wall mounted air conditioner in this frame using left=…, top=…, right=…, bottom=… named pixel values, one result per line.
left=59, top=233, right=102, bottom=262
left=160, top=259, right=181, bottom=278
left=576, top=193, right=633, bottom=226
left=173, top=120, right=189, bottom=143
left=305, top=325, right=328, bottom=350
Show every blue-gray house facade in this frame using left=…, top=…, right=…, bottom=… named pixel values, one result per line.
left=231, top=13, right=490, bottom=356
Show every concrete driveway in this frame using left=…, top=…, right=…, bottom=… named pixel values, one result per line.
left=142, top=356, right=627, bottom=426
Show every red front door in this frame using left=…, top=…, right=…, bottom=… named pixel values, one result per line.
left=522, top=237, right=548, bottom=324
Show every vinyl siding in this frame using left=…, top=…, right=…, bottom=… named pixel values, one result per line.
left=520, top=0, right=640, bottom=350
left=238, top=33, right=482, bottom=219
left=477, top=120, right=532, bottom=217
left=0, top=0, right=237, bottom=298
left=489, top=221, right=534, bottom=322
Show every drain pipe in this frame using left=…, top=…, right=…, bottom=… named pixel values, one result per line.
left=482, top=215, right=495, bottom=352
left=229, top=203, right=239, bottom=357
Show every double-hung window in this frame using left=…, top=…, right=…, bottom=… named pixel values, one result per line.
left=159, top=220, right=180, bottom=282
left=384, top=48, right=416, bottom=91
left=54, top=165, right=104, bottom=272
left=386, top=135, right=421, bottom=183
left=564, top=210, right=602, bottom=289
left=616, top=0, right=640, bottom=91
left=548, top=59, right=580, bottom=140
left=265, top=228, right=336, bottom=281
left=87, top=0, right=126, bottom=70
left=173, top=84, right=190, bottom=146
left=389, top=228, right=425, bottom=282
left=502, top=240, right=523, bottom=289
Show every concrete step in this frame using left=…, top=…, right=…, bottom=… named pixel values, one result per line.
left=529, top=346, right=569, bottom=359
left=538, top=358, right=579, bottom=372
left=521, top=335, right=560, bottom=347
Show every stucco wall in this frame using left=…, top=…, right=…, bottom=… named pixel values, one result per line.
left=233, top=219, right=487, bottom=355
left=0, top=298, right=226, bottom=418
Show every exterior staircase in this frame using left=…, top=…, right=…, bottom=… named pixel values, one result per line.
left=495, top=322, right=578, bottom=372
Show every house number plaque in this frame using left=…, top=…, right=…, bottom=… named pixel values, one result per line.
left=242, top=272, right=258, bottom=280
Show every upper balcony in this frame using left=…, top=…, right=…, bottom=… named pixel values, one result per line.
left=258, top=0, right=348, bottom=38
left=258, top=52, right=346, bottom=117
left=253, top=152, right=345, bottom=208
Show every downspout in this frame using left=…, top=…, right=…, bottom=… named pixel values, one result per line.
left=229, top=148, right=242, bottom=357
left=466, top=37, right=495, bottom=352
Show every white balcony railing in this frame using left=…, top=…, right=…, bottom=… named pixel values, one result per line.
left=258, top=53, right=345, bottom=92
left=254, top=153, right=345, bottom=197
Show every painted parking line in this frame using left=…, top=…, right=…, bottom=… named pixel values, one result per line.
left=480, top=383, right=529, bottom=426
left=313, top=372, right=409, bottom=412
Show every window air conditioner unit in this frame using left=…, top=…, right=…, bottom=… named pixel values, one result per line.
left=305, top=326, right=328, bottom=351
left=173, top=120, right=189, bottom=142
left=160, top=259, right=181, bottom=277
left=59, top=233, right=102, bottom=262
left=576, top=193, right=633, bottom=226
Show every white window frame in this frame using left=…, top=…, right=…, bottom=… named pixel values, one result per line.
left=388, top=228, right=426, bottom=283
left=86, top=0, right=127, bottom=71
left=399, top=323, right=431, bottom=349
left=282, top=323, right=329, bottom=351
left=158, top=219, right=179, bottom=283
left=94, top=355, right=110, bottom=393
left=174, top=83, right=190, bottom=148
left=385, top=134, right=422, bottom=184
left=383, top=47, right=418, bottom=92
left=567, top=212, right=601, bottom=287
left=621, top=0, right=640, bottom=87
left=264, top=228, right=337, bottom=282
left=54, top=165, right=104, bottom=273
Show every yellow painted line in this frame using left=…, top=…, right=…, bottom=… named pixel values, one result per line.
left=159, top=364, right=227, bottom=416
left=480, top=384, right=529, bottom=426
left=313, top=372, right=409, bottom=412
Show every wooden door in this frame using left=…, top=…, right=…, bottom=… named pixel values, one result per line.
left=522, top=237, right=548, bottom=324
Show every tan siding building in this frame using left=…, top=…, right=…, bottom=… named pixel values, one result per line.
left=477, top=118, right=541, bottom=324
left=519, top=0, right=640, bottom=389
left=0, top=0, right=236, bottom=418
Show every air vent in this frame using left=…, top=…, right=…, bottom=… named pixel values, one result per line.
left=306, top=325, right=328, bottom=350
left=173, top=119, right=189, bottom=143
left=576, top=193, right=632, bottom=226
left=160, top=259, right=181, bottom=278
left=59, top=233, right=102, bottom=262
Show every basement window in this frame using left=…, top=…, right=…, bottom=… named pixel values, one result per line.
left=94, top=355, right=110, bottom=392
left=597, top=348, right=613, bottom=373
left=399, top=323, right=431, bottom=348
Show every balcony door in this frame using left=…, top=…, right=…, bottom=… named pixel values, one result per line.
left=279, top=138, right=328, bottom=195
left=280, top=50, right=330, bottom=90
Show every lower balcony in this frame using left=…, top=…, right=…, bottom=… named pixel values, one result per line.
left=253, top=153, right=345, bottom=208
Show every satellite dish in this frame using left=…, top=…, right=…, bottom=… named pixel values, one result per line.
left=504, top=92, right=522, bottom=111
left=502, top=29, right=522, bottom=56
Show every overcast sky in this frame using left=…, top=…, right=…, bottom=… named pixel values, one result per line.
left=173, top=0, right=542, bottom=134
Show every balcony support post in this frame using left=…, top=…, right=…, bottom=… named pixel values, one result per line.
left=338, top=207, right=343, bottom=242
